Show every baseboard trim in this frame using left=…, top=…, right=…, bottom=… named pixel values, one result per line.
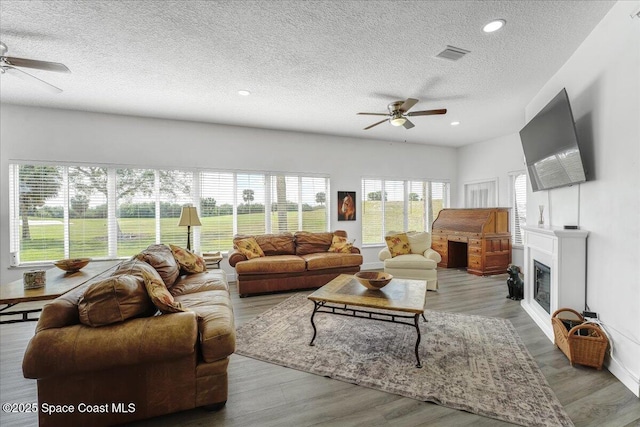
left=606, top=355, right=640, bottom=397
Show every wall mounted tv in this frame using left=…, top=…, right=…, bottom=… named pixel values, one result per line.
left=519, top=88, right=587, bottom=192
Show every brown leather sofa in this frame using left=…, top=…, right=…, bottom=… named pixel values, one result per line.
left=229, top=230, right=362, bottom=297
left=22, top=244, right=235, bottom=427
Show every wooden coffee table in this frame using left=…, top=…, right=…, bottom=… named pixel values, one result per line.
left=0, top=260, right=121, bottom=324
left=307, top=274, right=428, bottom=368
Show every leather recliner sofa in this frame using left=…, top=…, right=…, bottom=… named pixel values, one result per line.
left=22, top=244, right=235, bottom=427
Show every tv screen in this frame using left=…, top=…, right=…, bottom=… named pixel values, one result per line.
left=519, top=88, right=587, bottom=192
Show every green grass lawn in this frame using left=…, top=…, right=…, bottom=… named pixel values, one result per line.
left=19, top=209, right=328, bottom=261
left=19, top=202, right=443, bottom=261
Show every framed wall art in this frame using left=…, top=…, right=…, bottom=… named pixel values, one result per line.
left=337, top=191, right=356, bottom=221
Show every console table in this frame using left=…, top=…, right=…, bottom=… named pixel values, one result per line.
left=0, top=260, right=121, bottom=324
left=431, top=208, right=511, bottom=276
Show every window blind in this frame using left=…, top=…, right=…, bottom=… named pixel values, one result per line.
left=9, top=162, right=329, bottom=263
left=512, top=173, right=527, bottom=245
left=362, top=179, right=384, bottom=244
left=159, top=170, right=194, bottom=248
left=68, top=166, right=109, bottom=258
left=301, top=176, right=328, bottom=232
left=362, top=178, right=450, bottom=244
left=270, top=175, right=299, bottom=233
left=236, top=173, right=266, bottom=235
left=200, top=172, right=235, bottom=252
left=384, top=180, right=405, bottom=233
left=115, top=168, right=156, bottom=257
left=14, top=164, right=65, bottom=262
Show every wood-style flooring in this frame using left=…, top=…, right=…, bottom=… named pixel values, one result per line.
left=1, top=268, right=639, bottom=426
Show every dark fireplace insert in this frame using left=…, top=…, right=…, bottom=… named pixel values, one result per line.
left=534, top=260, right=551, bottom=313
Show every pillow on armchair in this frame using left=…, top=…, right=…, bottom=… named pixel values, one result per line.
left=384, top=233, right=412, bottom=257
left=379, top=231, right=440, bottom=262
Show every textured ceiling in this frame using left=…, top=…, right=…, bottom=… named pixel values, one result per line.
left=0, top=0, right=616, bottom=147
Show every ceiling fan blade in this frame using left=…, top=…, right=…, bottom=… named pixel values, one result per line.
left=2, top=56, right=70, bottom=73
left=402, top=119, right=415, bottom=129
left=364, top=118, right=388, bottom=130
left=407, top=108, right=447, bottom=117
left=399, top=98, right=419, bottom=112
left=357, top=112, right=389, bottom=116
left=2, top=66, right=63, bottom=93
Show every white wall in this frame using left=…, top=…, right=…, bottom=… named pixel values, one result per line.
left=0, top=104, right=458, bottom=283
left=456, top=133, right=527, bottom=266
left=524, top=2, right=640, bottom=395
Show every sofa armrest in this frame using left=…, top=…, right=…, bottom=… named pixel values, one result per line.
left=23, top=311, right=198, bottom=379
left=378, top=248, right=391, bottom=261
left=228, top=249, right=247, bottom=267
left=424, top=248, right=442, bottom=263
left=350, top=246, right=361, bottom=254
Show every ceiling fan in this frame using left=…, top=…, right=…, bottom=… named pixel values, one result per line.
left=357, top=98, right=446, bottom=130
left=0, top=41, right=71, bottom=93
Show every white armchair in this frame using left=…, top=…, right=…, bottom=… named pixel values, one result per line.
left=378, top=231, right=441, bottom=291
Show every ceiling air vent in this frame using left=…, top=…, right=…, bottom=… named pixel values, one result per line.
left=436, top=45, right=470, bottom=61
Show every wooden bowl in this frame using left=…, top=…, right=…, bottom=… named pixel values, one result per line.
left=54, top=258, right=91, bottom=273
left=355, top=271, right=393, bottom=290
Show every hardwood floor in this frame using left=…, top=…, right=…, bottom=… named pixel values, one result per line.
left=1, top=268, right=639, bottom=426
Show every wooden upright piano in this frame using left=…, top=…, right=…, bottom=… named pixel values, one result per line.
left=431, top=208, right=511, bottom=276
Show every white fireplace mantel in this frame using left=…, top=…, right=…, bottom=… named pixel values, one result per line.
left=521, top=225, right=589, bottom=341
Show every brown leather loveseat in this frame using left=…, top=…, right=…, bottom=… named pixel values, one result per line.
left=229, top=230, right=362, bottom=297
left=22, top=244, right=235, bottom=427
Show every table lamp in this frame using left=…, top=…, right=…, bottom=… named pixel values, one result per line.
left=177, top=206, right=201, bottom=251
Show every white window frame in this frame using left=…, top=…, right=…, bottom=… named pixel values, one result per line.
left=9, top=161, right=330, bottom=264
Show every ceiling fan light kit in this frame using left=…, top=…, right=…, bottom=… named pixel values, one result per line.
left=390, top=114, right=406, bottom=127
left=357, top=98, right=446, bottom=130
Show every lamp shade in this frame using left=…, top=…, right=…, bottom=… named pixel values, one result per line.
left=178, top=206, right=202, bottom=227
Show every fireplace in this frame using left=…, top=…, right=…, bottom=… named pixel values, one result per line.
left=521, top=226, right=588, bottom=342
left=533, top=260, right=551, bottom=313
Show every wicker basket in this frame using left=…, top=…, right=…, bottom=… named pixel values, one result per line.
left=551, top=308, right=608, bottom=370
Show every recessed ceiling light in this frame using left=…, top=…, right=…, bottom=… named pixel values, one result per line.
left=238, top=90, right=251, bottom=96
left=451, top=121, right=460, bottom=126
left=483, top=19, right=506, bottom=33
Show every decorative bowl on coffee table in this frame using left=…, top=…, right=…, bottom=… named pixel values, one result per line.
left=54, top=258, right=91, bottom=273
left=355, top=271, right=393, bottom=290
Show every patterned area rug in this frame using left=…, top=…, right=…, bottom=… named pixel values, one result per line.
left=235, top=294, right=574, bottom=427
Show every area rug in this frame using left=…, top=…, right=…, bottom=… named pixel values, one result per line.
left=235, top=294, right=574, bottom=427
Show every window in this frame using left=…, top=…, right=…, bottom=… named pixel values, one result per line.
left=200, top=172, right=234, bottom=251
left=361, top=178, right=449, bottom=245
left=510, top=172, right=527, bottom=245
left=464, top=179, right=497, bottom=208
left=237, top=173, right=266, bottom=235
left=9, top=162, right=329, bottom=264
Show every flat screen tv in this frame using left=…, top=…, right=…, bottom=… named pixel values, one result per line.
left=519, top=88, right=587, bottom=192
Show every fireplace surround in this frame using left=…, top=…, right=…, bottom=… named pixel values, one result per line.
left=521, top=226, right=589, bottom=341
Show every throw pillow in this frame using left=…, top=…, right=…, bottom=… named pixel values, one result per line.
left=135, top=244, right=180, bottom=288
left=328, top=235, right=353, bottom=253
left=385, top=233, right=412, bottom=257
left=169, top=244, right=206, bottom=273
left=78, top=274, right=156, bottom=327
left=141, top=270, right=186, bottom=314
left=234, top=237, right=265, bottom=259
